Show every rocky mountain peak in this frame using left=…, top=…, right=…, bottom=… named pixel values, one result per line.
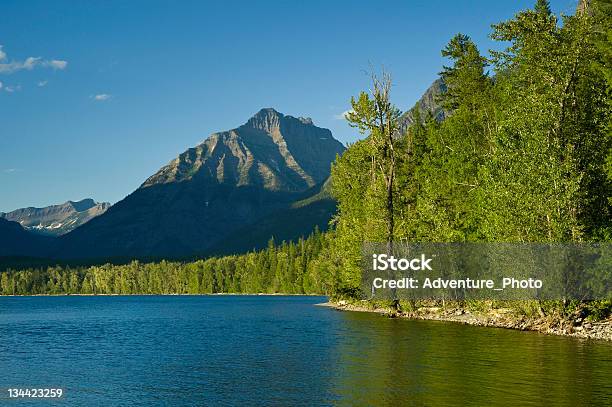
left=244, top=108, right=317, bottom=134
left=245, top=108, right=284, bottom=132
left=143, top=108, right=345, bottom=193
left=298, top=117, right=313, bottom=125
left=68, top=198, right=97, bottom=212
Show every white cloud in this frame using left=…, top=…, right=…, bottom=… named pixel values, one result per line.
left=46, top=60, right=67, bottom=70
left=23, top=56, right=41, bottom=70
left=0, top=61, right=26, bottom=74
left=334, top=109, right=354, bottom=120
left=4, top=84, right=21, bottom=93
left=0, top=45, right=68, bottom=74
left=3, top=168, right=22, bottom=173
left=0, top=81, right=22, bottom=93
left=92, top=93, right=112, bottom=101
left=38, top=80, right=48, bottom=87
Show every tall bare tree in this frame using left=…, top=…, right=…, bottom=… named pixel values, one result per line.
left=347, top=72, right=402, bottom=307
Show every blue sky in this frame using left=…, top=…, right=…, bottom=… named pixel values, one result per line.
left=0, top=0, right=577, bottom=212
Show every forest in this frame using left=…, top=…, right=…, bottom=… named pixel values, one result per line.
left=324, top=0, right=611, bottom=298
left=1, top=1, right=610, bottom=319
left=0, top=229, right=327, bottom=295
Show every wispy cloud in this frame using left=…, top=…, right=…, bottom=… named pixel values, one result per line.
left=46, top=60, right=67, bottom=70
left=0, top=45, right=68, bottom=74
left=3, top=168, right=22, bottom=174
left=333, top=109, right=353, bottom=120
left=37, top=80, right=48, bottom=87
left=92, top=93, right=112, bottom=101
left=3, top=84, right=21, bottom=93
left=0, top=80, right=21, bottom=94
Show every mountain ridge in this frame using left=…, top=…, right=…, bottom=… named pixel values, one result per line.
left=1, top=198, right=110, bottom=236
left=397, top=78, right=447, bottom=136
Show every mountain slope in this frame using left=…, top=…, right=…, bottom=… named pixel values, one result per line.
left=1, top=199, right=110, bottom=236
left=57, top=109, right=345, bottom=259
left=0, top=218, right=56, bottom=257
left=208, top=180, right=335, bottom=255
left=397, top=78, right=447, bottom=136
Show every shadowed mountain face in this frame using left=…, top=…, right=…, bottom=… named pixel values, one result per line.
left=57, top=109, right=345, bottom=259
left=0, top=218, right=57, bottom=257
left=1, top=199, right=110, bottom=236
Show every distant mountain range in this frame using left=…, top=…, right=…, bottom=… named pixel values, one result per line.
left=1, top=199, right=110, bottom=236
left=1, top=80, right=446, bottom=263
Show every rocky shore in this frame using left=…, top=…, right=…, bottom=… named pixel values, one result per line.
left=320, top=301, right=612, bottom=341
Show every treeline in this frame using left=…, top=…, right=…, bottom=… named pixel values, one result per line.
left=0, top=229, right=329, bottom=295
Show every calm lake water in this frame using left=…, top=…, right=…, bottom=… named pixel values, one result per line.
left=0, top=296, right=610, bottom=406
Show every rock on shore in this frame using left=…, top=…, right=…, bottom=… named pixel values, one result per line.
left=319, top=301, right=612, bottom=341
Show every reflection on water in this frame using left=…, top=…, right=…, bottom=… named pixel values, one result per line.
left=0, top=296, right=610, bottom=406
left=333, top=311, right=612, bottom=406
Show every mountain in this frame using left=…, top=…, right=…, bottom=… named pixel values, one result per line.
left=57, top=108, right=345, bottom=259
left=0, top=218, right=56, bottom=257
left=397, top=78, right=447, bottom=136
left=1, top=199, right=110, bottom=236
left=208, top=179, right=335, bottom=254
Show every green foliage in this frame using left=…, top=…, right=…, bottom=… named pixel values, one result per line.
left=0, top=229, right=329, bottom=296
left=585, top=299, right=612, bottom=321
left=440, top=33, right=490, bottom=112
left=534, top=0, right=552, bottom=16
left=323, top=0, right=611, bottom=312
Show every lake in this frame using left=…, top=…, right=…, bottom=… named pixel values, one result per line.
left=0, top=295, right=610, bottom=406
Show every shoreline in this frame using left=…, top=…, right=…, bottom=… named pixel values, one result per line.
left=319, top=301, right=612, bottom=342
left=3, top=294, right=609, bottom=340
left=0, top=293, right=323, bottom=297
